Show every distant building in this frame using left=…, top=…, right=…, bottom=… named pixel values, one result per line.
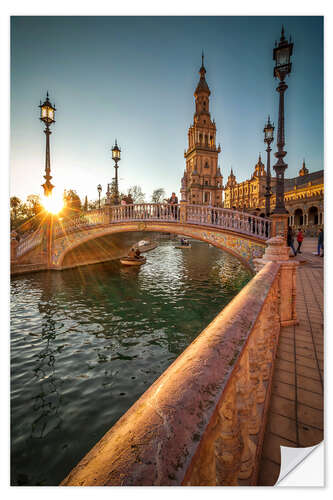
left=223, top=159, right=323, bottom=234
left=180, top=55, right=223, bottom=206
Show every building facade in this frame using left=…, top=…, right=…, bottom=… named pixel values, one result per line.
left=223, top=159, right=323, bottom=234
left=180, top=56, right=223, bottom=206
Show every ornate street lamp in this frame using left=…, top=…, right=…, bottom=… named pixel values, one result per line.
left=111, top=139, right=121, bottom=205
left=272, top=26, right=293, bottom=214
left=97, top=184, right=102, bottom=209
left=39, top=92, right=56, bottom=197
left=263, top=115, right=275, bottom=217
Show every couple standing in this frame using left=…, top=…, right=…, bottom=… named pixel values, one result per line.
left=287, top=227, right=304, bottom=256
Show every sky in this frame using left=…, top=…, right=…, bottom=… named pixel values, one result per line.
left=10, top=15, right=323, bottom=204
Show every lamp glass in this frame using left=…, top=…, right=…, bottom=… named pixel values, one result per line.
left=276, top=47, right=290, bottom=66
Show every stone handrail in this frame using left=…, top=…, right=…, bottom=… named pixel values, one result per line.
left=186, top=205, right=270, bottom=239
left=15, top=229, right=43, bottom=258
left=61, top=238, right=297, bottom=486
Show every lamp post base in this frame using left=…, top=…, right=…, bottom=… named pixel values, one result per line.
left=270, top=213, right=289, bottom=240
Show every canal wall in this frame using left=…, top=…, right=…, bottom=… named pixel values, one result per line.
left=61, top=237, right=298, bottom=486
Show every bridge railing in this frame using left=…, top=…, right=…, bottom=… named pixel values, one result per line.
left=61, top=237, right=298, bottom=486
left=15, top=229, right=43, bottom=258
left=15, top=203, right=271, bottom=257
left=53, top=208, right=110, bottom=239
left=110, top=203, right=180, bottom=222
left=186, top=205, right=271, bottom=239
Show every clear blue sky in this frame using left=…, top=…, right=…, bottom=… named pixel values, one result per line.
left=10, top=16, right=323, bottom=204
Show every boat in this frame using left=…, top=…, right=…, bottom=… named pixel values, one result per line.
left=175, top=239, right=192, bottom=249
left=120, top=256, right=146, bottom=266
left=136, top=240, right=158, bottom=253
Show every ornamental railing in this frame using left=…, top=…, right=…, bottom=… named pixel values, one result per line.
left=15, top=229, right=43, bottom=258
left=15, top=203, right=271, bottom=258
left=186, top=205, right=270, bottom=239
left=61, top=244, right=295, bottom=486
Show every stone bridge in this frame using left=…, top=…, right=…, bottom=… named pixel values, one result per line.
left=12, top=203, right=272, bottom=273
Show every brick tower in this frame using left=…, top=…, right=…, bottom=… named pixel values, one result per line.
left=181, top=53, right=223, bottom=206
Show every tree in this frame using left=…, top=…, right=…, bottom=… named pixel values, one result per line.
left=127, top=185, right=145, bottom=204
left=151, top=188, right=166, bottom=203
left=62, top=189, right=82, bottom=217
left=83, top=195, right=88, bottom=212
left=10, top=196, right=21, bottom=220
left=10, top=195, right=43, bottom=231
left=26, top=194, right=42, bottom=217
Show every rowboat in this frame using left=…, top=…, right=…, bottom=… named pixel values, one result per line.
left=120, top=256, right=146, bottom=266
left=174, top=244, right=192, bottom=249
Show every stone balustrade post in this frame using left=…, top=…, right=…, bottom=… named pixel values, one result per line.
left=179, top=200, right=188, bottom=224
left=254, top=235, right=299, bottom=326
left=270, top=213, right=288, bottom=240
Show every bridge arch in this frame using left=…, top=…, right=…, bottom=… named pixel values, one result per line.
left=52, top=221, right=267, bottom=272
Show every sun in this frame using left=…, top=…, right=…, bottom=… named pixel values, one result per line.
left=42, top=193, right=64, bottom=215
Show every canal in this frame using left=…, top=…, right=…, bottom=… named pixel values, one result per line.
left=10, top=239, right=252, bottom=485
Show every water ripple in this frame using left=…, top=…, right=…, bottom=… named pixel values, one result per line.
left=11, top=240, right=251, bottom=485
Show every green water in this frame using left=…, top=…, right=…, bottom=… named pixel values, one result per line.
left=10, top=240, right=252, bottom=485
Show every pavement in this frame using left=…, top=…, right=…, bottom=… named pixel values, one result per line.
left=258, top=237, right=324, bottom=486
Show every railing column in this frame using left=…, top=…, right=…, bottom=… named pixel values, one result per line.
left=179, top=201, right=188, bottom=224
left=254, top=235, right=299, bottom=326
left=270, top=213, right=288, bottom=240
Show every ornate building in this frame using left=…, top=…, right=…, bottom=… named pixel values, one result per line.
left=223, top=158, right=324, bottom=234
left=223, top=154, right=274, bottom=211
left=180, top=55, right=223, bottom=206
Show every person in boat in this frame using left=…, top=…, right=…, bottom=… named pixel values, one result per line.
left=128, top=247, right=136, bottom=258
left=135, top=248, right=141, bottom=259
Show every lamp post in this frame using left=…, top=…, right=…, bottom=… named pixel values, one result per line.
left=263, top=115, right=275, bottom=217
left=39, top=92, right=56, bottom=197
left=111, top=140, right=121, bottom=205
left=272, top=26, right=293, bottom=214
left=97, top=184, right=102, bottom=209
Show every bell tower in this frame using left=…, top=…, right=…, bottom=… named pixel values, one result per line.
left=181, top=53, right=223, bottom=206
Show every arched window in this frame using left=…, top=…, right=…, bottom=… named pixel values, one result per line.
left=294, top=208, right=303, bottom=226
left=308, top=206, right=318, bottom=225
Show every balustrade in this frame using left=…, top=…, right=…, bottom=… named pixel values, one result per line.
left=15, top=230, right=43, bottom=258
left=15, top=204, right=271, bottom=260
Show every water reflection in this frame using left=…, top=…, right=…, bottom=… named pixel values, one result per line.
left=11, top=240, right=251, bottom=485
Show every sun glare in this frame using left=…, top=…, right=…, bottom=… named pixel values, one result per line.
left=42, top=194, right=64, bottom=215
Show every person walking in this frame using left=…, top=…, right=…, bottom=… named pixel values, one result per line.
left=287, top=226, right=297, bottom=257
left=296, top=228, right=304, bottom=254
left=317, top=228, right=324, bottom=257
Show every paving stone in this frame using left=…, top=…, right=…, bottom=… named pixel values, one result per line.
left=297, top=404, right=323, bottom=430
left=268, top=413, right=297, bottom=443
left=274, top=369, right=295, bottom=386
left=272, top=380, right=295, bottom=401
left=275, top=358, right=294, bottom=373
left=270, top=394, right=296, bottom=420
left=296, top=363, right=322, bottom=381
left=298, top=424, right=324, bottom=447
left=262, top=431, right=297, bottom=464
left=296, top=355, right=317, bottom=369
left=296, top=374, right=323, bottom=394
left=297, top=388, right=323, bottom=410
left=277, top=349, right=294, bottom=363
